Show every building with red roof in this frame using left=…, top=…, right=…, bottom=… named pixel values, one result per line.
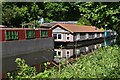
left=51, top=23, right=104, bottom=61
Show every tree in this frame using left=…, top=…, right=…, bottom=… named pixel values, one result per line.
left=43, top=2, right=69, bottom=22
left=76, top=2, right=120, bottom=45
left=77, top=16, right=91, bottom=26
left=2, top=2, right=43, bottom=27
left=76, top=2, right=120, bottom=30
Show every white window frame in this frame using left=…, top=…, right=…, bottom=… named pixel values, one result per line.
left=114, top=32, right=117, bottom=35
left=55, top=50, right=62, bottom=58
left=54, top=51, right=57, bottom=56
left=76, top=33, right=80, bottom=40
left=53, top=34, right=57, bottom=40
left=66, top=50, right=70, bottom=58
left=54, top=33, right=63, bottom=40
left=86, top=33, right=89, bottom=39
left=114, top=39, right=116, bottom=42
left=99, top=44, right=102, bottom=47
left=86, top=47, right=89, bottom=51
left=94, top=33, right=97, bottom=38
left=66, top=33, right=70, bottom=41
left=75, top=49, right=80, bottom=55
left=94, top=45, right=97, bottom=49
left=100, top=33, right=102, bottom=37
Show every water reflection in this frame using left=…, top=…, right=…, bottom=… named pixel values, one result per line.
left=54, top=37, right=116, bottom=63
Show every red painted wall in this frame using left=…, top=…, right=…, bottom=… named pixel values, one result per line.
left=0, top=30, right=5, bottom=41
left=35, top=30, right=40, bottom=38
left=18, top=30, right=26, bottom=40
left=48, top=30, right=52, bottom=37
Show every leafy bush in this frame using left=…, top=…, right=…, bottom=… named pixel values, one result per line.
left=7, top=45, right=120, bottom=78
left=7, top=58, right=37, bottom=79
left=35, top=45, right=120, bottom=78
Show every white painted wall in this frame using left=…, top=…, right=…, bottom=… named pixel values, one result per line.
left=52, top=26, right=74, bottom=42
left=54, top=49, right=74, bottom=58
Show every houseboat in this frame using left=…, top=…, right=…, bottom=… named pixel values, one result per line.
left=0, top=26, right=54, bottom=73
left=50, top=23, right=105, bottom=61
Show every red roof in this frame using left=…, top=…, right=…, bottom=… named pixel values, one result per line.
left=51, top=23, right=104, bottom=33
left=0, top=28, right=49, bottom=30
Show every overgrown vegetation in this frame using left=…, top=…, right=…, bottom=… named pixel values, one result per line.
left=7, top=45, right=120, bottom=79
left=7, top=58, right=37, bottom=78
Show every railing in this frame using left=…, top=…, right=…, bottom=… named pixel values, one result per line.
left=104, top=31, right=116, bottom=38
left=74, top=33, right=104, bottom=41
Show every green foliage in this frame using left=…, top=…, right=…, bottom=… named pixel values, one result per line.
left=2, top=2, right=43, bottom=27
left=77, top=16, right=91, bottom=26
left=7, top=45, right=120, bottom=78
left=76, top=2, right=120, bottom=30
left=7, top=58, right=37, bottom=79
left=31, top=2, right=43, bottom=20
left=35, top=45, right=120, bottom=78
left=44, top=2, right=69, bottom=21
left=2, top=2, right=120, bottom=31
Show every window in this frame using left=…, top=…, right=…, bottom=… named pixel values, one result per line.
left=53, top=34, right=57, bottom=39
left=26, top=30, right=35, bottom=39
left=94, top=45, right=97, bottom=49
left=5, top=31, right=19, bottom=40
left=114, top=39, right=116, bottom=42
left=53, top=33, right=62, bottom=40
left=67, top=37, right=69, bottom=40
left=100, top=33, right=102, bottom=37
left=41, top=30, right=48, bottom=38
left=66, top=34, right=70, bottom=40
left=75, top=49, right=80, bottom=55
left=57, top=51, right=62, bottom=57
left=54, top=51, right=57, bottom=56
left=76, top=33, right=80, bottom=40
left=114, top=32, right=117, bottom=35
left=58, top=34, right=62, bottom=39
left=54, top=50, right=62, bottom=57
left=66, top=50, right=70, bottom=58
left=58, top=51, right=61, bottom=56
left=86, top=33, right=89, bottom=39
left=94, top=33, right=97, bottom=38
left=86, top=47, right=89, bottom=51
left=99, top=44, right=102, bottom=47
